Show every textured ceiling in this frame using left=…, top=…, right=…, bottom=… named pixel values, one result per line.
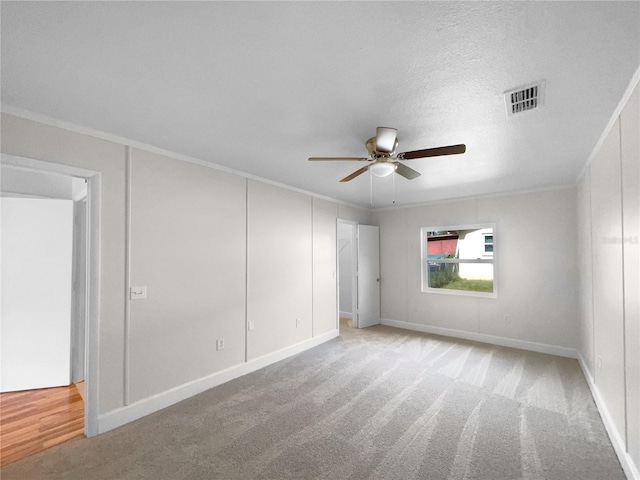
left=2, top=1, right=639, bottom=208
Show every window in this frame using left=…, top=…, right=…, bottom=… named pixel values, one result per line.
left=421, top=224, right=496, bottom=297
left=484, top=235, right=493, bottom=253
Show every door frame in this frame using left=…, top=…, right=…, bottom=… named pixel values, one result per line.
left=1, top=153, right=101, bottom=437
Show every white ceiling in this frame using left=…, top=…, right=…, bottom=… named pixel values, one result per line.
left=2, top=1, right=639, bottom=208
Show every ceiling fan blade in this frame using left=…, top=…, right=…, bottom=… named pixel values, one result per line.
left=308, top=157, right=369, bottom=161
left=399, top=144, right=466, bottom=160
left=395, top=162, right=421, bottom=180
left=375, top=127, right=398, bottom=153
left=340, top=166, right=369, bottom=182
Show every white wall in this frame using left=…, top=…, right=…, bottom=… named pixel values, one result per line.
left=1, top=165, right=73, bottom=199
left=576, top=169, right=594, bottom=373
left=246, top=180, right=313, bottom=359
left=313, top=198, right=338, bottom=336
left=374, top=188, right=579, bottom=352
left=1, top=197, right=73, bottom=392
left=0, top=113, right=351, bottom=432
left=337, top=204, right=374, bottom=225
left=577, top=81, right=639, bottom=477
left=71, top=200, right=87, bottom=384
left=620, top=83, right=640, bottom=471
left=128, top=149, right=247, bottom=402
left=591, top=116, right=626, bottom=434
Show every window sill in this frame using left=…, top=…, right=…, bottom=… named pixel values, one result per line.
left=422, top=287, right=497, bottom=299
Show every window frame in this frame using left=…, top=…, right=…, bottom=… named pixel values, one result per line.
left=420, top=223, right=497, bottom=298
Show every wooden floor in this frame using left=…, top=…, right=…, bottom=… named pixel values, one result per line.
left=0, top=383, right=84, bottom=467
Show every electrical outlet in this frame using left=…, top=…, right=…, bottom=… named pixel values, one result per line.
left=296, top=318, right=301, bottom=328
left=248, top=321, right=255, bottom=331
left=411, top=305, right=417, bottom=312
left=216, top=339, right=225, bottom=351
left=503, top=315, right=510, bottom=323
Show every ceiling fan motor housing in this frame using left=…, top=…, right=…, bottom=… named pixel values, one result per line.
left=366, top=136, right=398, bottom=157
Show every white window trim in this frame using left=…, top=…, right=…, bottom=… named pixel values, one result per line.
left=420, top=223, right=497, bottom=299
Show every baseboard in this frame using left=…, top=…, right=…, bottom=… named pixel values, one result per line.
left=339, top=311, right=353, bottom=320
left=381, top=318, right=578, bottom=359
left=577, top=353, right=639, bottom=480
left=98, top=329, right=339, bottom=434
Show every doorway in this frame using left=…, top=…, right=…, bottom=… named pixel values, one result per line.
left=338, top=221, right=357, bottom=330
left=0, top=154, right=100, bottom=463
left=1, top=193, right=85, bottom=392
left=337, top=222, right=381, bottom=330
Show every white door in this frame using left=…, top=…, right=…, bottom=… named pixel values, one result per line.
left=1, top=197, right=74, bottom=392
left=356, top=225, right=381, bottom=328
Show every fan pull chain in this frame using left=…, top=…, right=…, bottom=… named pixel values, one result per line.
left=369, top=168, right=373, bottom=208
left=392, top=171, right=396, bottom=205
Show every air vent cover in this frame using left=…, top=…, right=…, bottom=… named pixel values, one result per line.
left=505, top=81, right=545, bottom=116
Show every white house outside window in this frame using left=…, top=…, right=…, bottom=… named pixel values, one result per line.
left=484, top=234, right=494, bottom=253
left=421, top=224, right=496, bottom=298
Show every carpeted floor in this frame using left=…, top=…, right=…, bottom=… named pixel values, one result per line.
left=0, top=322, right=625, bottom=479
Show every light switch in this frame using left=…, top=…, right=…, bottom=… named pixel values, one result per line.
left=130, top=286, right=147, bottom=300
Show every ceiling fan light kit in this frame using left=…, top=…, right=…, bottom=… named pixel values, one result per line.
left=369, top=162, right=396, bottom=177
left=309, top=127, right=467, bottom=185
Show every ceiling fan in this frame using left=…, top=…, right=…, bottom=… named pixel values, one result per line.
left=309, top=127, right=466, bottom=182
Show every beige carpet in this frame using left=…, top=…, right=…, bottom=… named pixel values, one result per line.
left=1, top=322, right=625, bottom=479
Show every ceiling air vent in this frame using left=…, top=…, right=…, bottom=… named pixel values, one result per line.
left=504, top=81, right=545, bottom=116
